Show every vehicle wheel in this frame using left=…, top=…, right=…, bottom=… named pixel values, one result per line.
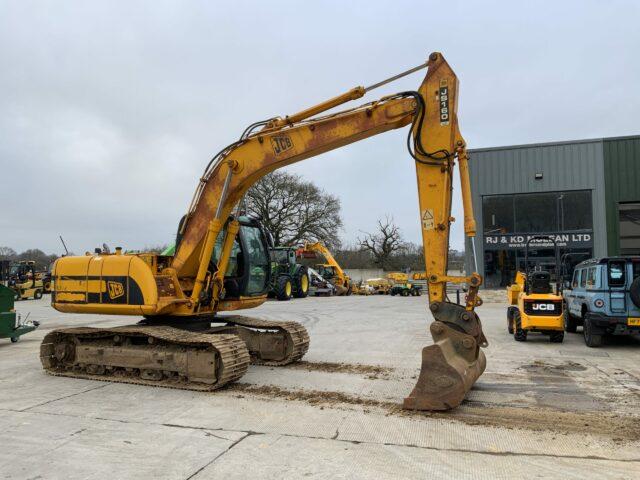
left=549, top=331, right=564, bottom=343
left=275, top=276, right=292, bottom=301
left=563, top=305, right=578, bottom=333
left=415, top=289, right=422, bottom=296
left=10, top=336, right=19, bottom=343
left=390, top=290, right=396, bottom=296
left=630, top=277, right=640, bottom=308
left=513, top=312, right=527, bottom=342
left=401, top=289, right=410, bottom=297
left=34, top=289, right=43, bottom=300
left=583, top=316, right=603, bottom=347
left=43, top=281, right=52, bottom=293
left=507, top=307, right=515, bottom=334
left=294, top=268, right=309, bottom=298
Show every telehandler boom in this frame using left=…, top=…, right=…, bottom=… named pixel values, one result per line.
left=42, top=52, right=486, bottom=410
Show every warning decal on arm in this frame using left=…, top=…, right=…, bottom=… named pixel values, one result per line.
left=422, top=209, right=435, bottom=230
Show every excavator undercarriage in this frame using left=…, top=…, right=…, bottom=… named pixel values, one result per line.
left=40, top=317, right=310, bottom=391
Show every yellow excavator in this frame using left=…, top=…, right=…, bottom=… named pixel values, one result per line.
left=301, top=241, right=352, bottom=295
left=42, top=52, right=487, bottom=410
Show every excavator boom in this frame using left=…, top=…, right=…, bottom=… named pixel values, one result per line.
left=44, top=52, right=487, bottom=410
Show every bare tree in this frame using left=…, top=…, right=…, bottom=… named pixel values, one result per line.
left=245, top=171, right=342, bottom=248
left=0, top=246, right=17, bottom=260
left=16, top=249, right=58, bottom=271
left=358, top=216, right=405, bottom=270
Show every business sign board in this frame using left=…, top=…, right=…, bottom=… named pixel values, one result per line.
left=483, top=232, right=593, bottom=250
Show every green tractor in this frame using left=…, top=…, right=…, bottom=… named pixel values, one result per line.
left=390, top=283, right=422, bottom=297
left=269, top=247, right=309, bottom=301
left=0, top=283, right=39, bottom=343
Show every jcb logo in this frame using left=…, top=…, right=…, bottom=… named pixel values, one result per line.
left=107, top=281, right=125, bottom=300
left=532, top=303, right=555, bottom=311
left=271, top=135, right=293, bottom=155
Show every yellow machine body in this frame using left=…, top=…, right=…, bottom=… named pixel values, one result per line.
left=516, top=293, right=564, bottom=331
left=507, top=272, right=564, bottom=333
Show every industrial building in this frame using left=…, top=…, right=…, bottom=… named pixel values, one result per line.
left=465, top=135, right=640, bottom=288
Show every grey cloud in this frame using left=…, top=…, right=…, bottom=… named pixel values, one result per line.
left=1, top=0, right=638, bottom=254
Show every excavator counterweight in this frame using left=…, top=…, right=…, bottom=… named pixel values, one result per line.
left=42, top=52, right=487, bottom=410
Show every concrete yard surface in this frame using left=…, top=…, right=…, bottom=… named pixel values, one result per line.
left=1, top=295, right=639, bottom=479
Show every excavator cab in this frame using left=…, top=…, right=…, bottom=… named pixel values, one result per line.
left=212, top=216, right=272, bottom=299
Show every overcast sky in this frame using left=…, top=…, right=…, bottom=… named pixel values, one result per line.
left=1, top=0, right=639, bottom=255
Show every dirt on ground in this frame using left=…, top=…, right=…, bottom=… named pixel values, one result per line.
left=519, top=359, right=588, bottom=373
left=280, top=361, right=393, bottom=379
left=228, top=382, right=640, bottom=442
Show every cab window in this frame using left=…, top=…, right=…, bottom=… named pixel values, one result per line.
left=608, top=260, right=626, bottom=287
left=241, top=225, right=269, bottom=295
left=579, top=269, right=586, bottom=288
left=585, top=267, right=597, bottom=289
left=633, top=261, right=640, bottom=279
left=572, top=269, right=580, bottom=288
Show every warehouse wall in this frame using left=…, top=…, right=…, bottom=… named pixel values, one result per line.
left=465, top=138, right=607, bottom=277
left=603, top=136, right=640, bottom=255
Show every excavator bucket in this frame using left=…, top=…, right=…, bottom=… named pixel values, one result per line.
left=404, top=302, right=487, bottom=410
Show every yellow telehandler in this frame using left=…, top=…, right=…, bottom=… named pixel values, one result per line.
left=300, top=242, right=352, bottom=295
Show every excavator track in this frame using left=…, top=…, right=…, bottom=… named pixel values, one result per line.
left=40, top=326, right=250, bottom=391
left=213, top=316, right=310, bottom=366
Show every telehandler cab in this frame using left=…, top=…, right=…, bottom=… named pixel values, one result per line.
left=42, top=52, right=487, bottom=410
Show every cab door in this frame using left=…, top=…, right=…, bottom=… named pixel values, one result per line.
left=606, top=259, right=627, bottom=315
left=567, top=269, right=582, bottom=317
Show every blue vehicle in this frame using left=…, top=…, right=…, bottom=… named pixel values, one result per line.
left=563, top=257, right=640, bottom=347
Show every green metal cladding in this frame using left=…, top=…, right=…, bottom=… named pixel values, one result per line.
left=603, top=137, right=640, bottom=255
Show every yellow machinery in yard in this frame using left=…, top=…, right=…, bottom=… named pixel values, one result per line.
left=300, top=242, right=352, bottom=295
left=366, top=278, right=392, bottom=295
left=7, top=261, right=45, bottom=301
left=42, top=52, right=487, bottom=410
left=507, top=236, right=564, bottom=343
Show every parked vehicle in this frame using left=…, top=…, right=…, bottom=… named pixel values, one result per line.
left=269, top=247, right=309, bottom=301
left=307, top=267, right=335, bottom=296
left=563, top=257, right=640, bottom=347
left=366, top=278, right=391, bottom=295
left=7, top=261, right=45, bottom=301
left=299, top=242, right=352, bottom=295
left=390, top=283, right=422, bottom=297
left=506, top=236, right=564, bottom=343
left=354, top=283, right=375, bottom=295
